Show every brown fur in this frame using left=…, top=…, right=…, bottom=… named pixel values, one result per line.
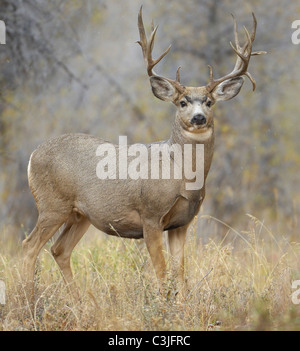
left=22, top=9, right=261, bottom=300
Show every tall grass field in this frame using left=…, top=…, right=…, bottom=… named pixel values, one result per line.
left=0, top=214, right=299, bottom=331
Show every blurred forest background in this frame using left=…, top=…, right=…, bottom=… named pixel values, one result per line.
left=0, top=0, right=299, bottom=240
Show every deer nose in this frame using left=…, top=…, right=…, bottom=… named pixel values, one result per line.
left=191, top=114, right=206, bottom=125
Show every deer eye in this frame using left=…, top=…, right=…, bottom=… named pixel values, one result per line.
left=180, top=101, right=187, bottom=108
left=206, top=100, right=212, bottom=107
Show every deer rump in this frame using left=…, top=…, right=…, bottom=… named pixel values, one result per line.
left=28, top=133, right=203, bottom=239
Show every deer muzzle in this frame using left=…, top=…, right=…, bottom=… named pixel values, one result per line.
left=191, top=114, right=207, bottom=126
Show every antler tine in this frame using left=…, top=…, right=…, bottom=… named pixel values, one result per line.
left=137, top=7, right=147, bottom=58
left=176, top=66, right=181, bottom=82
left=206, top=13, right=266, bottom=93
left=231, top=14, right=240, bottom=50
left=137, top=6, right=185, bottom=93
left=251, top=12, right=257, bottom=42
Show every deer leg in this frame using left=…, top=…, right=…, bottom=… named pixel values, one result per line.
left=143, top=222, right=166, bottom=293
left=168, top=224, right=189, bottom=296
left=22, top=213, right=67, bottom=299
left=51, top=214, right=90, bottom=296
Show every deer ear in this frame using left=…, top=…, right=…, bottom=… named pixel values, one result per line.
left=150, top=76, right=179, bottom=102
left=212, top=77, right=244, bottom=101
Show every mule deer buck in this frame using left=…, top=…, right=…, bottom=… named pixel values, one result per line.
left=22, top=7, right=265, bottom=298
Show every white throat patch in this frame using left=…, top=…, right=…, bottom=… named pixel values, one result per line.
left=182, top=128, right=213, bottom=142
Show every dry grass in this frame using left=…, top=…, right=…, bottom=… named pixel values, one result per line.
left=0, top=215, right=299, bottom=331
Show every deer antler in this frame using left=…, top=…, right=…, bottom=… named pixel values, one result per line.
left=206, top=13, right=266, bottom=93
left=137, top=6, right=185, bottom=94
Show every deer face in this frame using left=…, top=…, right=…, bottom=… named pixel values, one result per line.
left=150, top=76, right=244, bottom=135
left=176, top=87, right=215, bottom=133
left=138, top=7, right=265, bottom=138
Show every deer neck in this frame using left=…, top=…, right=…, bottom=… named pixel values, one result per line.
left=168, top=115, right=215, bottom=181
